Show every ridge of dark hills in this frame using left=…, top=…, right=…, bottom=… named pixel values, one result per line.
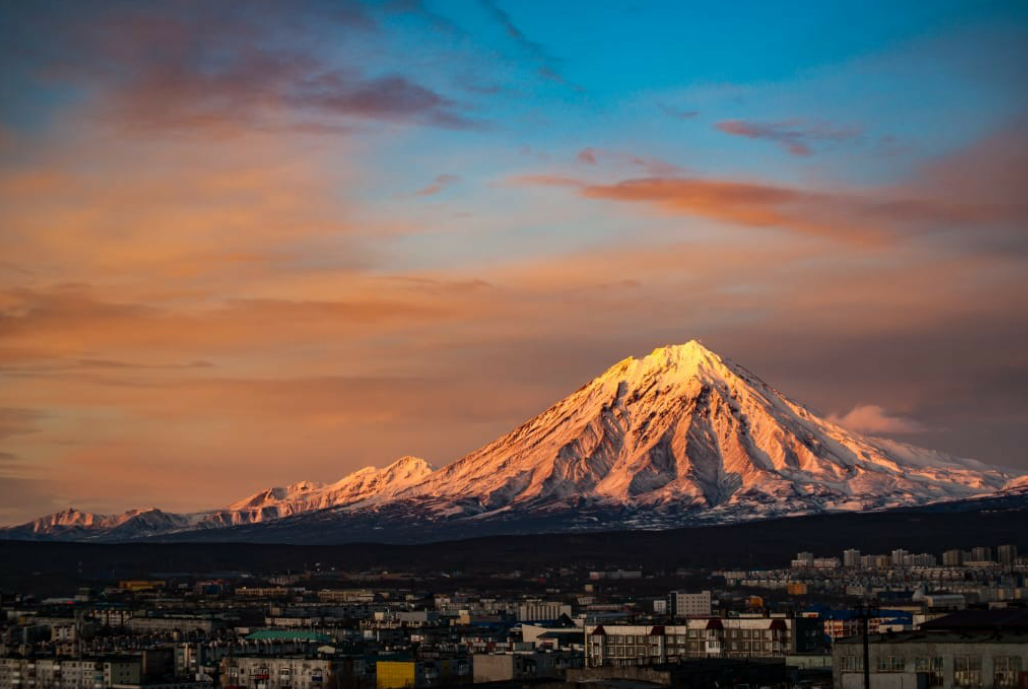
left=1, top=500, right=1025, bottom=593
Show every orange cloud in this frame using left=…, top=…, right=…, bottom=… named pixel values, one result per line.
left=520, top=122, right=1028, bottom=246
left=828, top=405, right=926, bottom=435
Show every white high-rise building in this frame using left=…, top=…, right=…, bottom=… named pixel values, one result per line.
left=668, top=590, right=712, bottom=617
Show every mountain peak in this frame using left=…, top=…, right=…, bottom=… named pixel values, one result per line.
left=598, top=340, right=731, bottom=386
left=642, top=340, right=721, bottom=368
left=386, top=455, right=433, bottom=470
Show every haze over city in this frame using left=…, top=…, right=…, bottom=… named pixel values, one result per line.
left=1, top=0, right=1027, bottom=529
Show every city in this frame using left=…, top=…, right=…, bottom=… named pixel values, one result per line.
left=2, top=541, right=1026, bottom=689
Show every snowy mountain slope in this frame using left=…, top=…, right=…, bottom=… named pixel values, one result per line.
left=382, top=342, right=1007, bottom=521
left=1, top=341, right=1018, bottom=542
left=208, top=455, right=435, bottom=526
left=3, top=456, right=434, bottom=540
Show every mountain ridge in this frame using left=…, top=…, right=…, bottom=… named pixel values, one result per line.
left=2, top=341, right=1019, bottom=542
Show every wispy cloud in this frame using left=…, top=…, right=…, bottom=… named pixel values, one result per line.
left=476, top=0, right=579, bottom=89
left=519, top=121, right=1028, bottom=247
left=5, top=1, right=482, bottom=135
left=715, top=119, right=863, bottom=156
left=658, top=103, right=699, bottom=120
left=576, top=148, right=598, bottom=165
left=411, top=174, right=461, bottom=197
left=829, top=404, right=926, bottom=435
left=0, top=408, right=45, bottom=440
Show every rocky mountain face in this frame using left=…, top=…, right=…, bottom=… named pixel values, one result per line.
left=394, top=342, right=1006, bottom=521
left=2, top=342, right=1018, bottom=543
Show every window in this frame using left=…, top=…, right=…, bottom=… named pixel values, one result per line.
left=877, top=657, right=904, bottom=673
left=994, top=657, right=1022, bottom=688
left=954, top=656, right=982, bottom=688
left=915, top=657, right=944, bottom=687
left=841, top=656, right=863, bottom=672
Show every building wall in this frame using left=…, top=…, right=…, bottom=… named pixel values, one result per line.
left=375, top=662, right=416, bottom=689
left=471, top=655, right=515, bottom=683
left=221, top=657, right=335, bottom=689
left=516, top=603, right=571, bottom=622
left=832, top=637, right=1028, bottom=689
left=0, top=658, right=141, bottom=689
left=584, top=619, right=814, bottom=667
left=669, top=592, right=712, bottom=618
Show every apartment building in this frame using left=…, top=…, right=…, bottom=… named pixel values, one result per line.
left=0, top=657, right=141, bottom=689
left=221, top=656, right=366, bottom=689
left=667, top=591, right=712, bottom=618
left=833, top=631, right=1028, bottom=689
left=516, top=602, right=572, bottom=622
left=375, top=659, right=469, bottom=689
left=584, top=617, right=823, bottom=667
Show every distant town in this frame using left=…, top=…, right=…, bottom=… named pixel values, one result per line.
left=2, top=542, right=1026, bottom=689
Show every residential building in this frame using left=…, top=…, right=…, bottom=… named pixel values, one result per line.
left=375, top=659, right=468, bottom=689
left=833, top=631, right=1028, bottom=689
left=471, top=651, right=577, bottom=682
left=969, top=546, right=992, bottom=563
left=998, top=545, right=1019, bottom=567
left=516, top=602, right=571, bottom=622
left=0, top=657, right=142, bottom=689
left=221, top=656, right=368, bottom=689
left=583, top=617, right=823, bottom=667
left=667, top=591, right=712, bottom=618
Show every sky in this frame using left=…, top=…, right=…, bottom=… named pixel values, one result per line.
left=0, top=0, right=1027, bottom=525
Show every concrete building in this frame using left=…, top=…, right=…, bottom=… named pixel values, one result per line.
left=843, top=550, right=862, bottom=568
left=667, top=591, right=712, bottom=618
left=969, top=546, right=991, bottom=563
left=125, top=617, right=217, bottom=635
left=515, top=601, right=571, bottom=622
left=375, top=659, right=468, bottom=689
left=833, top=630, right=1028, bottom=689
left=998, top=544, right=1019, bottom=567
left=0, top=657, right=142, bottom=689
left=584, top=617, right=823, bottom=667
left=471, top=651, right=577, bottom=682
left=942, top=550, right=962, bottom=567
left=221, top=656, right=368, bottom=689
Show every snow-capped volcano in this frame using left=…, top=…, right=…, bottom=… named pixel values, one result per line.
left=1, top=341, right=1017, bottom=542
left=389, top=341, right=1007, bottom=521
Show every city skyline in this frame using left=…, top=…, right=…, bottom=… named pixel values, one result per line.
left=2, top=0, right=1027, bottom=524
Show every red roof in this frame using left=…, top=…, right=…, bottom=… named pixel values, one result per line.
left=649, top=625, right=665, bottom=636
left=591, top=626, right=607, bottom=636
left=705, top=619, right=724, bottom=631
left=770, top=619, right=788, bottom=631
